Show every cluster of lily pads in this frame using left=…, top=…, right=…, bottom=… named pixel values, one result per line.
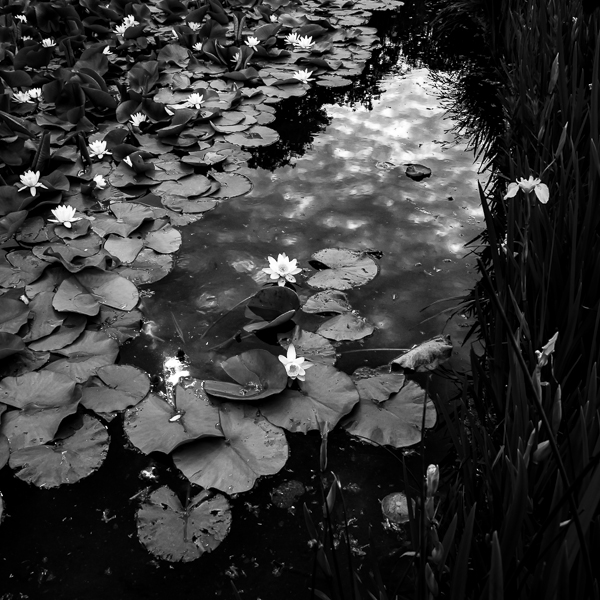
left=0, top=0, right=441, bottom=563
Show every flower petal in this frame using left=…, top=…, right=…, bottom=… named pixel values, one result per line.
left=504, top=182, right=519, bottom=199
left=534, top=183, right=549, bottom=204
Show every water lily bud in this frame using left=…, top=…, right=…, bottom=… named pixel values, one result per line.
left=425, top=563, right=438, bottom=596
left=426, top=464, right=439, bottom=497
left=552, top=385, right=562, bottom=435
left=533, top=440, right=551, bottom=464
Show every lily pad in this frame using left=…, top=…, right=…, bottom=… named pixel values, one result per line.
left=172, top=402, right=288, bottom=494
left=87, top=307, right=142, bottom=343
left=161, top=197, right=218, bottom=214
left=302, top=290, right=352, bottom=314
left=317, top=313, right=376, bottom=341
left=27, top=313, right=87, bottom=352
left=391, top=335, right=453, bottom=372
left=208, top=173, right=253, bottom=199
left=244, top=286, right=300, bottom=332
left=124, top=382, right=223, bottom=455
left=352, top=368, right=406, bottom=403
left=204, top=349, right=288, bottom=401
left=144, top=226, right=182, bottom=254
left=114, top=249, right=174, bottom=285
left=136, top=487, right=231, bottom=562
left=0, top=332, right=26, bottom=360
left=21, top=291, right=64, bottom=342
left=104, top=235, right=144, bottom=263
left=259, top=363, right=358, bottom=433
left=224, top=125, right=279, bottom=148
left=0, top=298, right=29, bottom=334
left=81, top=365, right=151, bottom=413
left=341, top=380, right=436, bottom=448
left=9, top=414, right=109, bottom=487
left=307, top=248, right=379, bottom=290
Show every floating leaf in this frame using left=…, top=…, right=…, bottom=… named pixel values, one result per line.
left=203, top=349, right=287, bottom=400
left=317, top=313, right=376, bottom=341
left=114, top=249, right=174, bottom=285
left=87, top=307, right=142, bottom=343
left=9, top=415, right=109, bottom=487
left=259, top=363, right=358, bottom=433
left=303, top=290, right=352, bottom=314
left=208, top=173, right=253, bottom=199
left=144, top=226, right=182, bottom=254
left=124, top=382, right=223, bottom=455
left=104, top=235, right=144, bottom=263
left=162, top=197, right=218, bottom=214
left=136, top=487, right=231, bottom=562
left=391, top=335, right=453, bottom=372
left=0, top=434, right=8, bottom=470
left=342, top=380, right=436, bottom=447
left=307, top=248, right=379, bottom=290
left=46, top=331, right=119, bottom=383
left=224, top=125, right=279, bottom=148
left=172, top=402, right=288, bottom=494
left=351, top=367, right=406, bottom=403
left=0, top=298, right=29, bottom=334
left=0, top=332, right=26, bottom=360
left=381, top=492, right=412, bottom=524
left=244, top=286, right=300, bottom=332
left=405, top=164, right=432, bottom=181
left=279, top=327, right=336, bottom=366
left=21, top=291, right=64, bottom=342
left=81, top=365, right=150, bottom=413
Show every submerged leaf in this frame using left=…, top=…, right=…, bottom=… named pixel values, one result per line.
left=391, top=335, right=453, bottom=372
left=136, top=487, right=231, bottom=562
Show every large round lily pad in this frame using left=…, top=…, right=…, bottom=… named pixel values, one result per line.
left=81, top=365, right=150, bottom=413
left=124, top=382, right=223, bottom=455
left=0, top=298, right=30, bottom=334
left=278, top=327, right=336, bottom=366
left=307, top=248, right=379, bottom=290
left=302, top=290, right=352, bottom=314
left=172, top=402, right=288, bottom=494
left=259, top=363, right=359, bottom=433
left=341, top=380, right=436, bottom=448
left=136, top=487, right=232, bottom=562
left=352, top=368, right=406, bottom=403
left=317, top=313, right=376, bottom=341
left=9, top=414, right=109, bottom=487
left=203, top=349, right=288, bottom=401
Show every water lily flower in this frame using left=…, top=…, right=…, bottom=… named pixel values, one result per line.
left=18, top=170, right=47, bottom=196
left=294, top=35, right=315, bottom=50
left=231, top=52, right=240, bottom=62
left=188, top=21, right=201, bottom=31
left=184, top=93, right=204, bottom=109
left=262, top=252, right=302, bottom=285
left=48, top=205, right=81, bottom=228
left=103, top=46, right=113, bottom=55
left=15, top=14, right=27, bottom=22
left=270, top=14, right=278, bottom=22
left=89, top=140, right=111, bottom=159
left=122, top=15, right=139, bottom=28
left=285, top=32, right=300, bottom=45
left=13, top=90, right=32, bottom=103
left=504, top=176, right=550, bottom=204
left=114, top=23, right=127, bottom=35
left=278, top=344, right=312, bottom=381
left=41, top=38, right=56, bottom=47
left=93, top=174, right=107, bottom=189
left=246, top=36, right=260, bottom=50
left=130, top=112, right=147, bottom=127
left=28, top=88, right=42, bottom=101
left=293, top=69, right=314, bottom=84
left=123, top=156, right=133, bottom=167
left=193, top=42, right=203, bottom=51
left=171, top=28, right=179, bottom=39
left=21, top=36, right=33, bottom=42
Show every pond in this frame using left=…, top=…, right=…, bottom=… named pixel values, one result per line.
left=0, top=2, right=486, bottom=599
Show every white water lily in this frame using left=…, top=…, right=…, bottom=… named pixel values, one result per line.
left=123, top=15, right=139, bottom=28
left=41, top=38, right=56, bottom=47
left=13, top=90, right=31, bottom=103
left=246, top=36, right=260, bottom=50
left=504, top=176, right=550, bottom=204
left=278, top=344, right=312, bottom=381
left=28, top=87, right=42, bottom=100
left=293, top=69, right=314, bottom=84
left=123, top=156, right=133, bottom=167
left=184, top=93, right=204, bottom=109
left=294, top=35, right=315, bottom=50
left=188, top=21, right=201, bottom=31
left=231, top=52, right=240, bottom=62
left=114, top=23, right=127, bottom=35
left=193, top=42, right=203, bottom=51
left=15, top=14, right=27, bottom=22
left=18, top=170, right=47, bottom=196
left=270, top=14, right=278, bottom=22
left=103, top=46, right=113, bottom=55
left=171, top=28, right=179, bottom=39
left=262, top=252, right=302, bottom=286
left=48, top=205, right=81, bottom=228
left=93, top=174, right=107, bottom=189
left=89, top=140, right=111, bottom=159
left=285, top=32, right=300, bottom=45
left=21, top=36, right=33, bottom=42
left=130, top=112, right=147, bottom=127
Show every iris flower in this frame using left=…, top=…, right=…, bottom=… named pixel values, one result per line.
left=262, top=253, right=302, bottom=286
left=278, top=344, right=312, bottom=381
left=48, top=205, right=82, bottom=228
left=504, top=176, right=549, bottom=204
left=18, top=170, right=47, bottom=195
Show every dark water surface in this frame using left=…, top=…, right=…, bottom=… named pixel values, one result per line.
left=0, top=9, right=486, bottom=600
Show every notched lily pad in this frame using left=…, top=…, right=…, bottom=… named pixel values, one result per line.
left=136, top=487, right=232, bottom=562
left=9, top=414, right=109, bottom=488
left=302, top=290, right=352, bottom=314
left=307, top=248, right=379, bottom=290
left=317, top=313, right=376, bottom=341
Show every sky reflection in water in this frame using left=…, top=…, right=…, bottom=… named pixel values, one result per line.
left=129, top=67, right=486, bottom=374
